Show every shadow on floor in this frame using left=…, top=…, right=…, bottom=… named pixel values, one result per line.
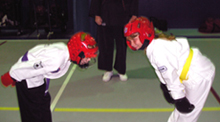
left=126, top=67, right=157, bottom=79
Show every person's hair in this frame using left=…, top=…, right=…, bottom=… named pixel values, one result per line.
left=126, top=32, right=139, bottom=41
left=154, top=28, right=176, bottom=41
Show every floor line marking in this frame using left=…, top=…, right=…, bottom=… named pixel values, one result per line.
left=0, top=41, right=7, bottom=46
left=0, top=107, right=220, bottom=113
left=50, top=64, right=77, bottom=111
left=54, top=107, right=220, bottom=112
left=1, top=107, right=219, bottom=112
left=54, top=108, right=174, bottom=112
left=0, top=107, right=19, bottom=111
left=211, top=87, right=220, bottom=104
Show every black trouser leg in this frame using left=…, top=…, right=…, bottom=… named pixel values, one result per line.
left=97, top=26, right=114, bottom=71
left=96, top=26, right=127, bottom=74
left=16, top=81, right=52, bottom=122
left=113, top=26, right=127, bottom=74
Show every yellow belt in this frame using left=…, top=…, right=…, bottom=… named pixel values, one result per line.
left=180, top=48, right=193, bottom=83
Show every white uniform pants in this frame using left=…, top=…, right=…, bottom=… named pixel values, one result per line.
left=168, top=67, right=215, bottom=122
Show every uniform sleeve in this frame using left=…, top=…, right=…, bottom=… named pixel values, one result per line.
left=151, top=50, right=185, bottom=100
left=9, top=56, right=60, bottom=82
left=89, top=0, right=102, bottom=17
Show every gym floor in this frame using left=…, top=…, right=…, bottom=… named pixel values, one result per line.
left=0, top=29, right=219, bottom=122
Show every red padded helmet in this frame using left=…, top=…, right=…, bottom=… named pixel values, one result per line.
left=67, top=32, right=98, bottom=64
left=124, top=16, right=155, bottom=50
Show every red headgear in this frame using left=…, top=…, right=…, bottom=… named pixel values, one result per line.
left=67, top=32, right=98, bottom=64
left=124, top=16, right=155, bottom=50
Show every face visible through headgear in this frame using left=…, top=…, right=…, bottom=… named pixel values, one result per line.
left=124, top=16, right=155, bottom=51
left=80, top=58, right=91, bottom=65
left=67, top=32, right=98, bottom=68
left=126, top=32, right=143, bottom=50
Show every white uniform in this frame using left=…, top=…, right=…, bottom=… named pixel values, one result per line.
left=146, top=37, right=215, bottom=122
left=8, top=42, right=71, bottom=122
left=9, top=42, right=71, bottom=88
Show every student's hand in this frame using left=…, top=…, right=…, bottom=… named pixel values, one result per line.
left=129, top=15, right=137, bottom=23
left=175, top=97, right=195, bottom=113
left=1, top=72, right=16, bottom=87
left=95, top=16, right=102, bottom=25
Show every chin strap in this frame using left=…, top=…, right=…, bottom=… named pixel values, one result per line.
left=139, top=39, right=150, bottom=50
left=79, top=58, right=96, bottom=69
left=70, top=51, right=90, bottom=69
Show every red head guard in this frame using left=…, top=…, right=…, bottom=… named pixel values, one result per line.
left=124, top=16, right=155, bottom=50
left=67, top=32, right=98, bottom=64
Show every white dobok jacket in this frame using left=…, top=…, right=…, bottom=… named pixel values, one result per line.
left=146, top=37, right=215, bottom=100
left=9, top=42, right=71, bottom=88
